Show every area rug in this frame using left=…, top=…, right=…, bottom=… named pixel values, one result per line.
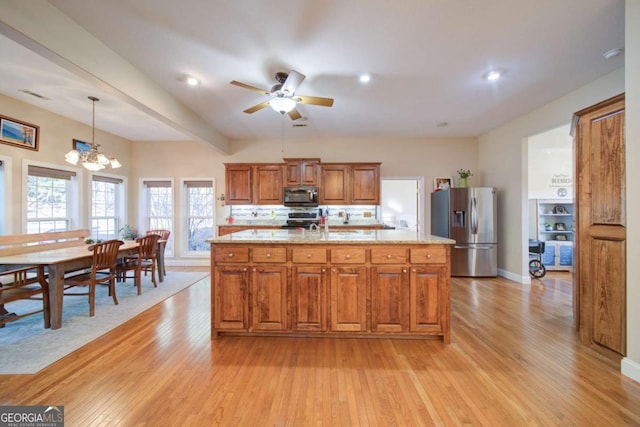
left=0, top=272, right=208, bottom=374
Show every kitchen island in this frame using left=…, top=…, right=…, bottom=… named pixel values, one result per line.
left=208, top=229, right=455, bottom=342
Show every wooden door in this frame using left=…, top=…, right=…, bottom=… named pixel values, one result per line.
left=214, top=266, right=249, bottom=331
left=254, top=164, right=284, bottom=204
left=292, top=266, right=328, bottom=331
left=224, top=164, right=253, bottom=205
left=409, top=266, right=443, bottom=334
left=574, top=93, right=626, bottom=357
left=250, top=265, right=288, bottom=331
left=330, top=266, right=367, bottom=331
left=320, top=164, right=350, bottom=204
left=351, top=163, right=380, bottom=204
left=370, top=266, right=408, bottom=332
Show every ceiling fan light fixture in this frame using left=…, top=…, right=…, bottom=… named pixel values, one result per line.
left=269, top=97, right=296, bottom=114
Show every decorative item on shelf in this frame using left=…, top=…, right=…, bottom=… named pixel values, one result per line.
left=555, top=235, right=567, bottom=241
left=554, top=223, right=566, bottom=231
left=457, top=169, right=473, bottom=188
left=553, top=205, right=568, bottom=214
left=544, top=223, right=552, bottom=231
left=64, top=96, right=121, bottom=171
left=433, top=176, right=453, bottom=192
left=119, top=224, right=138, bottom=240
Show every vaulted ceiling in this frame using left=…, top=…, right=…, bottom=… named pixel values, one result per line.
left=0, top=0, right=625, bottom=154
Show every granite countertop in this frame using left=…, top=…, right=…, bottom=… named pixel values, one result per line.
left=208, top=229, right=455, bottom=244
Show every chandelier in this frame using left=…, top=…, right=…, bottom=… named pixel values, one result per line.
left=65, top=96, right=121, bottom=171
left=268, top=96, right=296, bottom=114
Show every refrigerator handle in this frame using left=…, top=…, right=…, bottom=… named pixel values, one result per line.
left=471, top=196, right=478, bottom=234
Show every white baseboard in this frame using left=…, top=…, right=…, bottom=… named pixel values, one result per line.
left=498, top=268, right=530, bottom=284
left=622, top=357, right=640, bottom=384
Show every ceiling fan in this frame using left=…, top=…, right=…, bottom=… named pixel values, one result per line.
left=230, top=70, right=334, bottom=120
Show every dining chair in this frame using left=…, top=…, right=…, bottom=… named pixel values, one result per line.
left=116, top=233, right=160, bottom=294
left=146, top=229, right=170, bottom=277
left=63, top=239, right=124, bottom=317
left=0, top=265, right=50, bottom=328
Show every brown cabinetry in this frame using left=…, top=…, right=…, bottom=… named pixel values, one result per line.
left=284, top=158, right=320, bottom=186
left=320, top=163, right=380, bottom=205
left=211, top=241, right=450, bottom=341
left=224, top=163, right=283, bottom=205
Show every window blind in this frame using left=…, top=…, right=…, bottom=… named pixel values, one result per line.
left=93, top=175, right=124, bottom=184
left=28, top=165, right=76, bottom=180
left=143, top=180, right=171, bottom=188
left=184, top=180, right=213, bottom=188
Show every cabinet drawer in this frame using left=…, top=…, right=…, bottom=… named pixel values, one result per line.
left=410, top=247, right=446, bottom=264
left=292, top=248, right=327, bottom=264
left=331, top=248, right=366, bottom=264
left=214, top=247, right=250, bottom=263
left=371, top=248, right=408, bottom=264
left=253, top=247, right=286, bottom=263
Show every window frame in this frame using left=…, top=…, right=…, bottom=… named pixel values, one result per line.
left=90, top=172, right=127, bottom=241
left=140, top=178, right=174, bottom=256
left=181, top=178, right=215, bottom=256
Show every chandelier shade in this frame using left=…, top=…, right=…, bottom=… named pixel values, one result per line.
left=268, top=97, right=296, bottom=114
left=65, top=96, right=121, bottom=171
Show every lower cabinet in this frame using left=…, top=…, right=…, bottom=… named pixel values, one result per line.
left=330, top=266, right=367, bottom=332
left=211, top=244, right=450, bottom=341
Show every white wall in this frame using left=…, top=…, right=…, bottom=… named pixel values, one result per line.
left=623, top=0, right=640, bottom=383
left=528, top=124, right=573, bottom=200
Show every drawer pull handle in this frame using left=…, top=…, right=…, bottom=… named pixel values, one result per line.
left=307, top=253, right=312, bottom=258
left=346, top=254, right=351, bottom=259
left=426, top=254, right=432, bottom=259
left=266, top=253, right=271, bottom=258
left=228, top=253, right=234, bottom=258
left=387, top=254, right=392, bottom=259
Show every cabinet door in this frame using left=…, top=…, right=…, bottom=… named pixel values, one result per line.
left=292, top=266, right=328, bottom=331
left=285, top=160, right=319, bottom=186
left=330, top=266, right=367, bottom=331
left=254, top=164, right=284, bottom=204
left=214, top=266, right=249, bottom=331
left=225, top=165, right=253, bottom=205
left=370, top=266, right=408, bottom=332
left=250, top=265, right=288, bottom=331
left=351, top=164, right=380, bottom=204
left=409, top=266, right=443, bottom=333
left=320, top=164, right=350, bottom=204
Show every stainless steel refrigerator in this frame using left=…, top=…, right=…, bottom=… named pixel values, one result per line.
left=431, top=187, right=497, bottom=277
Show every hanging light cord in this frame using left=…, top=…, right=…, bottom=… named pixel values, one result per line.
left=281, top=114, right=285, bottom=157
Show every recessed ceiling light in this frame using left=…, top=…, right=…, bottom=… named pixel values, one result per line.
left=603, top=48, right=624, bottom=60
left=483, top=69, right=503, bottom=82
left=359, top=73, right=371, bottom=83
left=185, top=76, right=200, bottom=86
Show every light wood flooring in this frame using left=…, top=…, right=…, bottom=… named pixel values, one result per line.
left=0, top=269, right=639, bottom=426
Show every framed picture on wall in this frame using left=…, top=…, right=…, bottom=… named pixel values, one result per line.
left=73, top=139, right=91, bottom=153
left=433, top=177, right=452, bottom=191
left=0, top=115, right=39, bottom=151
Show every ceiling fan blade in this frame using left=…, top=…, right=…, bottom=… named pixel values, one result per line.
left=282, top=70, right=305, bottom=95
left=296, top=95, right=334, bottom=107
left=230, top=80, right=270, bottom=95
left=243, top=101, right=270, bottom=114
left=288, top=108, right=302, bottom=121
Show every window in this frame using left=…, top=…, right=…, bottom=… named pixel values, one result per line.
left=26, top=165, right=77, bottom=233
left=91, top=174, right=124, bottom=240
left=142, top=180, right=173, bottom=251
left=184, top=180, right=214, bottom=252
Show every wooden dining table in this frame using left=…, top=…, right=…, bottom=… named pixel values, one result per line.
left=0, top=240, right=165, bottom=329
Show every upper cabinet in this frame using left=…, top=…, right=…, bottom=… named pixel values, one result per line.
left=284, top=158, right=320, bottom=186
left=225, top=163, right=284, bottom=205
left=225, top=161, right=380, bottom=206
left=320, top=163, right=380, bottom=205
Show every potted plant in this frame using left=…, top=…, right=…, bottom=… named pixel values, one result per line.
left=457, top=169, right=473, bottom=187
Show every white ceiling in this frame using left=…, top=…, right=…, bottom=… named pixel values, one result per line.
left=0, top=0, right=625, bottom=146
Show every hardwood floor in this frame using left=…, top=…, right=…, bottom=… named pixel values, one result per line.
left=0, top=270, right=638, bottom=426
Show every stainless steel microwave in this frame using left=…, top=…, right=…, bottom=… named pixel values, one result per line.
left=283, top=186, right=319, bottom=207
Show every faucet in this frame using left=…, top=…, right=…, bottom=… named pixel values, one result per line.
left=309, top=223, right=320, bottom=232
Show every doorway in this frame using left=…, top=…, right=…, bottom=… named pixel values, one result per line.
left=380, top=178, right=423, bottom=232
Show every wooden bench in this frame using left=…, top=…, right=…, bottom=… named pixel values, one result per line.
left=0, top=230, right=90, bottom=328
left=0, top=229, right=91, bottom=257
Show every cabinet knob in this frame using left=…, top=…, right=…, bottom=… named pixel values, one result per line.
left=252, top=268, right=256, bottom=272
left=403, top=269, right=407, bottom=273
left=307, top=253, right=312, bottom=258
left=242, top=267, right=247, bottom=272
left=412, top=268, right=416, bottom=272
left=266, top=253, right=271, bottom=258
left=387, top=254, right=392, bottom=259
left=228, top=253, right=234, bottom=258
left=346, top=254, right=351, bottom=259
left=426, top=254, right=432, bottom=259
left=322, top=268, right=326, bottom=272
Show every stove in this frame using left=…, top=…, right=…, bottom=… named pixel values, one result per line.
left=281, top=212, right=320, bottom=229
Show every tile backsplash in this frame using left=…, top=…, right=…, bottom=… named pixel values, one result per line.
left=225, top=205, right=379, bottom=221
